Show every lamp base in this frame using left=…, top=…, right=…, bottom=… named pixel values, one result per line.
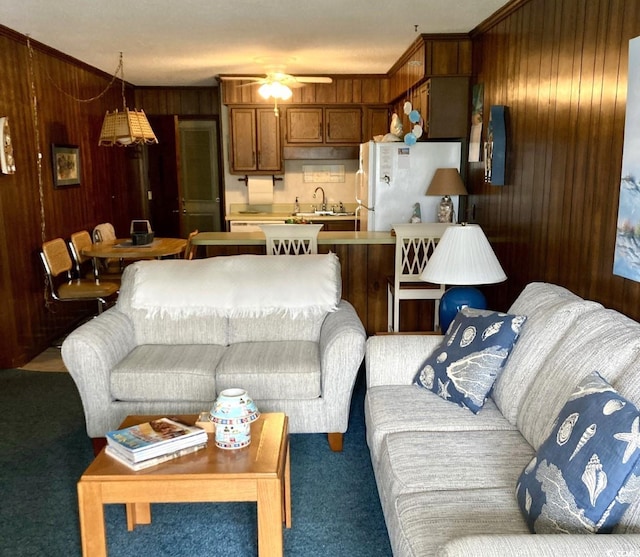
left=437, top=195, right=454, bottom=223
left=439, top=286, right=487, bottom=333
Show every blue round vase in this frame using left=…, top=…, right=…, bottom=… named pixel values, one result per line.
left=439, top=286, right=487, bottom=333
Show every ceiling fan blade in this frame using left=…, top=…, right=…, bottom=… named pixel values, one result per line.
left=222, top=76, right=265, bottom=81
left=295, top=77, right=333, bottom=84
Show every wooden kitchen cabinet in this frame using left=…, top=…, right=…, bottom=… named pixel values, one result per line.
left=285, top=107, right=362, bottom=145
left=285, top=108, right=323, bottom=143
left=229, top=107, right=281, bottom=173
left=325, top=108, right=362, bottom=143
left=364, top=107, right=390, bottom=141
left=393, top=76, right=469, bottom=139
left=422, top=77, right=469, bottom=138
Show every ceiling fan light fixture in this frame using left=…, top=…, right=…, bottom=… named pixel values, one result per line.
left=258, top=81, right=292, bottom=100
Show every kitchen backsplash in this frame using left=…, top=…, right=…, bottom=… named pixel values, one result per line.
left=225, top=159, right=359, bottom=214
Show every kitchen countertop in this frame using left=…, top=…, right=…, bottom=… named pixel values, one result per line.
left=192, top=231, right=395, bottom=245
left=226, top=203, right=360, bottom=222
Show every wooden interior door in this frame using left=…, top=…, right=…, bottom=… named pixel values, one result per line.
left=178, top=119, right=223, bottom=233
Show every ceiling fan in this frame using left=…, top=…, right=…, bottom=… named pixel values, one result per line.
left=223, top=72, right=333, bottom=89
left=222, top=71, right=333, bottom=115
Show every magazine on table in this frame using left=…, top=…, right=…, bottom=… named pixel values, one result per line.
left=105, top=443, right=207, bottom=471
left=106, top=417, right=208, bottom=462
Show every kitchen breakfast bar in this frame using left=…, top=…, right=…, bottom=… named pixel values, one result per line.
left=192, top=231, right=435, bottom=334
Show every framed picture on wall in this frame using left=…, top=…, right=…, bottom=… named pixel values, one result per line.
left=51, top=144, right=81, bottom=188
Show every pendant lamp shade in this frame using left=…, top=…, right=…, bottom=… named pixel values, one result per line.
left=98, top=52, right=158, bottom=147
left=98, top=108, right=158, bottom=146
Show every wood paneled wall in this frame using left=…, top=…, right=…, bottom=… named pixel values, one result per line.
left=0, top=27, right=142, bottom=368
left=135, top=87, right=220, bottom=116
left=469, top=0, right=640, bottom=320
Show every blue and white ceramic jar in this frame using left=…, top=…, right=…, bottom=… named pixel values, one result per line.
left=210, top=388, right=259, bottom=449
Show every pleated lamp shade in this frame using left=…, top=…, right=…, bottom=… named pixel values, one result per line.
left=420, top=223, right=506, bottom=286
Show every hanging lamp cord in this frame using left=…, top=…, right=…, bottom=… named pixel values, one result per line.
left=31, top=43, right=124, bottom=104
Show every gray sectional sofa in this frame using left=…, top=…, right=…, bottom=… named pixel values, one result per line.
left=365, top=282, right=640, bottom=556
left=62, top=253, right=366, bottom=452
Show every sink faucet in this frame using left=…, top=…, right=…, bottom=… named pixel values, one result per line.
left=313, top=187, right=326, bottom=211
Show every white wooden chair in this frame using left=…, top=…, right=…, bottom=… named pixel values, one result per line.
left=259, top=224, right=323, bottom=255
left=387, top=223, right=451, bottom=332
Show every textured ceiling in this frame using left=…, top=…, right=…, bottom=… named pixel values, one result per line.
left=1, top=0, right=510, bottom=86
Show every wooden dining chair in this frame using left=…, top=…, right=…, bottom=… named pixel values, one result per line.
left=41, top=238, right=119, bottom=314
left=387, top=223, right=451, bottom=332
left=259, top=224, right=323, bottom=255
left=92, top=222, right=124, bottom=273
left=183, top=229, right=199, bottom=260
left=69, top=230, right=122, bottom=282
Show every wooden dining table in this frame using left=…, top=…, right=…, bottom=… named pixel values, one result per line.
left=82, top=237, right=187, bottom=260
left=82, top=237, right=187, bottom=278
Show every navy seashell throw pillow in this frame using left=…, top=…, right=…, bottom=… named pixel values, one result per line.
left=413, top=307, right=526, bottom=413
left=516, top=371, right=640, bottom=533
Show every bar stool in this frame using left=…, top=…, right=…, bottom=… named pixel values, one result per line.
left=259, top=224, right=323, bottom=255
left=387, top=223, right=451, bottom=332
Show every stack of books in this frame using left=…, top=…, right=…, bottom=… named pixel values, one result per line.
left=105, top=417, right=208, bottom=471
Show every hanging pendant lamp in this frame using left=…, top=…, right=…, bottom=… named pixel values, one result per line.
left=98, top=52, right=158, bottom=146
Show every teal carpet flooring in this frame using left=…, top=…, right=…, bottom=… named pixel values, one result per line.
left=0, top=368, right=391, bottom=556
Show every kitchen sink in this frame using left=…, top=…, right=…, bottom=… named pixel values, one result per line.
left=293, top=211, right=355, bottom=217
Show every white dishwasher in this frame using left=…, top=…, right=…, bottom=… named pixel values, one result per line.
left=229, top=220, right=285, bottom=232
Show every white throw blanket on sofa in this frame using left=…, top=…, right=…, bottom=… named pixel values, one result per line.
left=127, top=253, right=341, bottom=319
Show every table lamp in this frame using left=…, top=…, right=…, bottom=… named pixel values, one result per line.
left=426, top=168, right=468, bottom=223
left=420, top=223, right=506, bottom=333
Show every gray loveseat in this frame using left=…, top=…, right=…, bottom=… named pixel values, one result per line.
left=366, top=282, right=640, bottom=556
left=62, top=253, right=366, bottom=452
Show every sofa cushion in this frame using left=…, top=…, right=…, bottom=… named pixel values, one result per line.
left=365, top=385, right=516, bottom=465
left=116, top=254, right=342, bottom=345
left=378, top=430, right=534, bottom=505
left=110, top=344, right=223, bottom=402
left=516, top=371, right=640, bottom=534
left=227, top=313, right=324, bottom=344
left=413, top=307, right=526, bottom=413
left=517, top=308, right=640, bottom=450
left=216, top=341, right=321, bottom=400
left=386, top=488, right=529, bottom=557
left=494, top=293, right=603, bottom=426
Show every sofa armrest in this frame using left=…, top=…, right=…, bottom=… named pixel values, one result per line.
left=318, top=300, right=366, bottom=430
left=366, top=334, right=443, bottom=388
left=436, top=534, right=640, bottom=556
left=61, top=308, right=137, bottom=437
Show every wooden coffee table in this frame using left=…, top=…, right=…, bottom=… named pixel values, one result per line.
left=77, top=412, right=290, bottom=557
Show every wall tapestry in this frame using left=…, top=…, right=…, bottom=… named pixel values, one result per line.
left=614, top=36, right=640, bottom=281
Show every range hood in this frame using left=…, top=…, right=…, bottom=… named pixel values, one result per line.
left=282, top=146, right=359, bottom=160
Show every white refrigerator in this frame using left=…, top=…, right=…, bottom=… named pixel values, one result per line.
left=355, top=140, right=463, bottom=231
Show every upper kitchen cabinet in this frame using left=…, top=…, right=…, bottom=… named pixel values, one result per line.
left=393, top=77, right=470, bottom=139
left=387, top=34, right=471, bottom=103
left=364, top=107, right=390, bottom=141
left=284, top=107, right=362, bottom=145
left=285, top=108, right=323, bottom=143
left=229, top=107, right=281, bottom=174
left=326, top=108, right=362, bottom=143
